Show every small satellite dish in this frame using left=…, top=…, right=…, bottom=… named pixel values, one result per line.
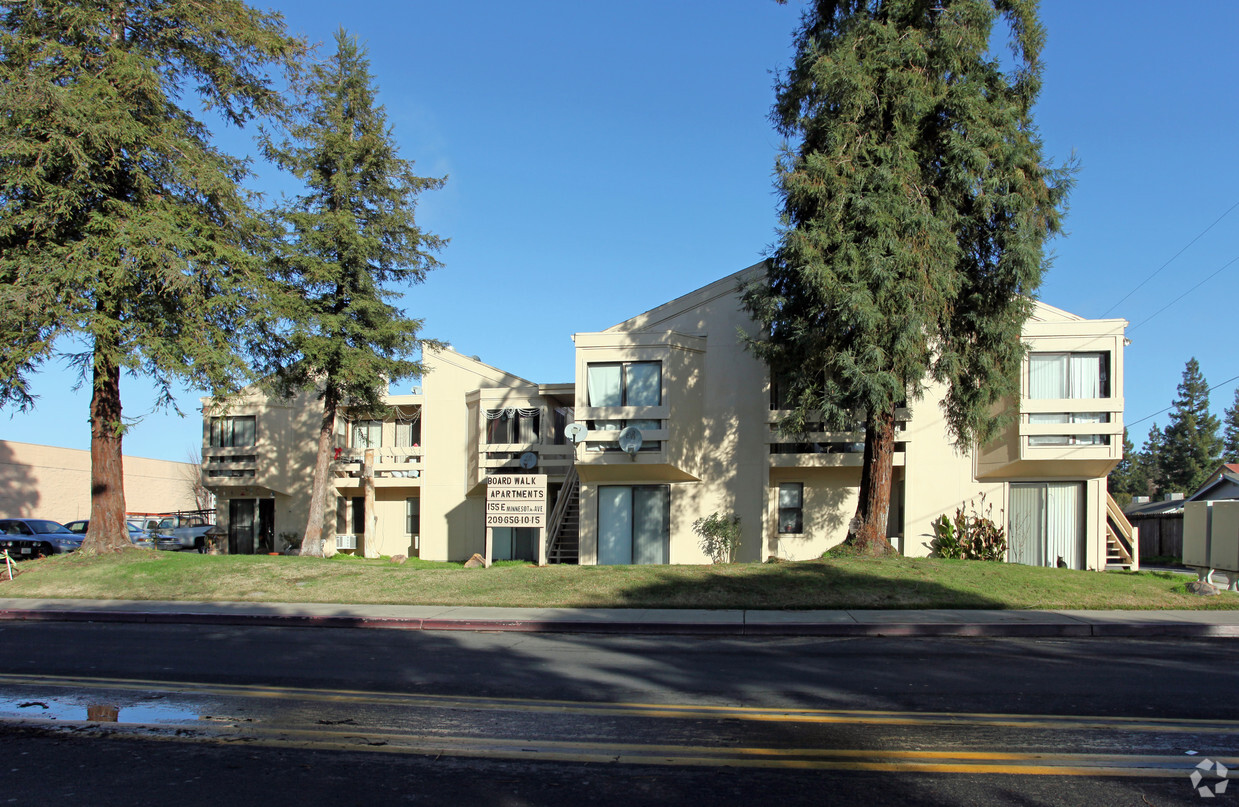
left=519, top=451, right=538, bottom=470
left=617, top=426, right=643, bottom=458
left=564, top=423, right=588, bottom=444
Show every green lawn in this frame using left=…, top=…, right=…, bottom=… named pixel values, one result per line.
left=0, top=550, right=1234, bottom=610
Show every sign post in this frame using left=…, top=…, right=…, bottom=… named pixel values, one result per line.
left=486, top=474, right=548, bottom=566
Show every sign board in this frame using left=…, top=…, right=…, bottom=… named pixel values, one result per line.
left=485, top=474, right=548, bottom=528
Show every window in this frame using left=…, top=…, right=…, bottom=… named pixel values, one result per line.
left=395, top=420, right=421, bottom=447
left=405, top=498, right=420, bottom=535
left=587, top=362, right=661, bottom=452
left=587, top=361, right=661, bottom=407
left=352, top=420, right=382, bottom=449
left=486, top=408, right=540, bottom=444
left=209, top=416, right=256, bottom=448
left=778, top=483, right=804, bottom=534
left=351, top=497, right=366, bottom=535
left=1027, top=353, right=1111, bottom=446
left=598, top=485, right=669, bottom=564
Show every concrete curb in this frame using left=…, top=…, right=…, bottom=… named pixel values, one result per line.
left=2, top=606, right=1238, bottom=638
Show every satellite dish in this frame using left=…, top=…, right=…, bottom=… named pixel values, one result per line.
left=564, top=423, right=588, bottom=445
left=519, top=451, right=538, bottom=470
left=617, top=426, right=643, bottom=458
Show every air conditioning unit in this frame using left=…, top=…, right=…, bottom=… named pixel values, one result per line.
left=336, top=533, right=357, bottom=550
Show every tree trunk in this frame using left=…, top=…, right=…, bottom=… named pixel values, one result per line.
left=300, top=396, right=338, bottom=557
left=82, top=344, right=131, bottom=553
left=845, top=404, right=897, bottom=556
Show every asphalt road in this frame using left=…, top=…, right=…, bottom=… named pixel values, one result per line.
left=0, top=622, right=1236, bottom=805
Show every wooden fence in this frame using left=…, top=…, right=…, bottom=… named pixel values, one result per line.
left=1130, top=513, right=1183, bottom=560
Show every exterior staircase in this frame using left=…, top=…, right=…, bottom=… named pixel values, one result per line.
left=1105, top=490, right=1139, bottom=570
left=545, top=465, right=580, bottom=564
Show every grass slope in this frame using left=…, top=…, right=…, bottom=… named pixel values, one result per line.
left=0, top=551, right=1234, bottom=610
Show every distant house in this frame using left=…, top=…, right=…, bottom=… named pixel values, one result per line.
left=1124, top=464, right=1239, bottom=560
left=1188, top=464, right=1239, bottom=503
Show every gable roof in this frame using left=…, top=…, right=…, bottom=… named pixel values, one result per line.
left=604, top=261, right=767, bottom=334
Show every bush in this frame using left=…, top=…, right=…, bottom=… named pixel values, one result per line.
left=930, top=497, right=1007, bottom=562
left=692, top=512, right=741, bottom=564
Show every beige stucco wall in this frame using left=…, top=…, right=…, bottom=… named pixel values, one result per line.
left=0, top=439, right=199, bottom=523
left=572, top=264, right=1125, bottom=570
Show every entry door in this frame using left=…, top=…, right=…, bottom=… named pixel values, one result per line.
left=257, top=498, right=275, bottom=553
left=1009, top=482, right=1083, bottom=569
left=229, top=499, right=255, bottom=555
left=598, top=485, right=669, bottom=565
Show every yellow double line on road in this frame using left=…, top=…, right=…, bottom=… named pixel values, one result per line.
left=1, top=672, right=1236, bottom=776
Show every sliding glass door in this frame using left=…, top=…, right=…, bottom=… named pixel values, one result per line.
left=598, top=485, right=669, bottom=565
left=1009, top=482, right=1084, bottom=569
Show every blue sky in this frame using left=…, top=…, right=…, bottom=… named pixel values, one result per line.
left=4, top=0, right=1238, bottom=463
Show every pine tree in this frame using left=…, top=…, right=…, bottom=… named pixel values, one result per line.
left=1160, top=358, right=1221, bottom=494
left=1222, top=387, right=1239, bottom=464
left=743, top=0, right=1070, bottom=553
left=1138, top=422, right=1165, bottom=497
left=0, top=1, right=302, bottom=551
left=1107, top=429, right=1139, bottom=508
left=257, top=30, right=444, bottom=557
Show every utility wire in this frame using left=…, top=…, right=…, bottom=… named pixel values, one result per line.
left=1126, top=373, right=1239, bottom=429
left=1102, top=199, right=1239, bottom=317
left=1127, top=254, right=1239, bottom=332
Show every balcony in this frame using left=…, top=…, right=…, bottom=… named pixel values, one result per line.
left=202, top=447, right=258, bottom=485
left=332, top=446, right=424, bottom=488
left=1018, top=397, right=1124, bottom=460
left=479, top=443, right=575, bottom=477
left=766, top=409, right=910, bottom=468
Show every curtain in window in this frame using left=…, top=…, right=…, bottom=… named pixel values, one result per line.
left=587, top=365, right=622, bottom=407
left=1045, top=482, right=1082, bottom=569
left=1070, top=354, right=1102, bottom=399
left=517, top=411, right=539, bottom=443
left=625, top=363, right=661, bottom=406
left=353, top=421, right=380, bottom=448
left=233, top=417, right=255, bottom=447
left=1029, top=354, right=1067, bottom=399
left=1008, top=482, right=1083, bottom=568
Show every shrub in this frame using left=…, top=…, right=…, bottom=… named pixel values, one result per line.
left=930, top=497, right=1007, bottom=562
left=692, top=512, right=741, bottom=564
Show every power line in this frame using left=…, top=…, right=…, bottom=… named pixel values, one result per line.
left=1126, top=373, right=1239, bottom=430
left=1127, top=254, right=1239, bottom=332
left=1101, top=199, right=1239, bottom=317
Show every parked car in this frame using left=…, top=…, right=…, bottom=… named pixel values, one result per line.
left=63, top=520, right=157, bottom=549
left=0, top=518, right=82, bottom=558
left=141, top=514, right=214, bottom=552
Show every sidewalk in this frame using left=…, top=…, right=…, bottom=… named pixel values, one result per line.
left=1, top=598, right=1238, bottom=637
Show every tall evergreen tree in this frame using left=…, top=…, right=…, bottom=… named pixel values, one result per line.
left=1222, top=387, right=1239, bottom=464
left=1107, top=428, right=1139, bottom=508
left=1161, top=357, right=1221, bottom=493
left=0, top=1, right=301, bottom=551
left=1138, top=422, right=1166, bottom=497
left=743, top=0, right=1070, bottom=553
left=257, top=30, right=444, bottom=557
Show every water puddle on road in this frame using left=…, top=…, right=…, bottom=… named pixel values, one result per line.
left=0, top=697, right=200, bottom=724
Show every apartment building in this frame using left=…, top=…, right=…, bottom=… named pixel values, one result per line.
left=202, top=261, right=1128, bottom=570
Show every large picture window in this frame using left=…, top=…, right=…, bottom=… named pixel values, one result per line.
left=209, top=416, right=256, bottom=448
left=1027, top=353, right=1110, bottom=446
left=587, top=362, right=661, bottom=452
